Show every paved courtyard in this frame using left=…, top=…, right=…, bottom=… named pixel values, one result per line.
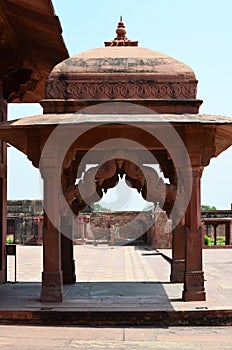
left=0, top=324, right=232, bottom=349
left=3, top=245, right=232, bottom=310
left=1, top=245, right=232, bottom=349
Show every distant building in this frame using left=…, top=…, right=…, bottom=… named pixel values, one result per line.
left=201, top=207, right=232, bottom=246
left=6, top=200, right=232, bottom=247
left=7, top=200, right=43, bottom=245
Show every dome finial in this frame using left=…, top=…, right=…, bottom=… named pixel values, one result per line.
left=116, top=18, right=127, bottom=40
left=104, top=19, right=138, bottom=47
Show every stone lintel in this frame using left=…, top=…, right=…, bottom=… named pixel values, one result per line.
left=41, top=99, right=202, bottom=114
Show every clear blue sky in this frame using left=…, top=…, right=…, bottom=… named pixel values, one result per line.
left=8, top=0, right=232, bottom=209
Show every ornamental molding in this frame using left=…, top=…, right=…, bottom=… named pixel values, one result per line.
left=45, top=80, right=197, bottom=100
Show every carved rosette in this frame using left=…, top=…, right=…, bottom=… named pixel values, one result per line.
left=45, top=80, right=197, bottom=100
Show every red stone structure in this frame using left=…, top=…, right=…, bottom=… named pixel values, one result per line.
left=203, top=219, right=231, bottom=246
left=0, top=0, right=68, bottom=282
left=0, top=19, right=231, bottom=302
left=202, top=209, right=232, bottom=246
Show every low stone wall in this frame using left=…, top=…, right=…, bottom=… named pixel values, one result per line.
left=78, top=210, right=172, bottom=248
left=89, top=211, right=152, bottom=243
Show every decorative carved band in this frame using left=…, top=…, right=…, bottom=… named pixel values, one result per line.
left=42, top=271, right=63, bottom=288
left=46, top=80, right=197, bottom=100
left=41, top=271, right=63, bottom=302
left=185, top=270, right=205, bottom=291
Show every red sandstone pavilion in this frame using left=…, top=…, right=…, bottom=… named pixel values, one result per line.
left=0, top=8, right=232, bottom=303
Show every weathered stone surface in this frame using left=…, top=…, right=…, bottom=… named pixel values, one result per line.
left=40, top=271, right=63, bottom=302
left=152, top=208, right=172, bottom=249
left=0, top=0, right=68, bottom=102
left=89, top=211, right=152, bottom=243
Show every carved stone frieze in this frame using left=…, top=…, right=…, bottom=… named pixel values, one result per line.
left=45, top=80, right=197, bottom=100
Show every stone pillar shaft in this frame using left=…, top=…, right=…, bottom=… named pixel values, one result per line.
left=61, top=216, right=76, bottom=284
left=213, top=224, right=217, bottom=246
left=37, top=217, right=42, bottom=244
left=0, top=91, right=7, bottom=283
left=183, top=168, right=206, bottom=301
left=40, top=168, right=63, bottom=302
left=225, top=222, right=230, bottom=246
left=171, top=218, right=185, bottom=283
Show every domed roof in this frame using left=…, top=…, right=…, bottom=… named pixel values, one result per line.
left=49, top=19, right=195, bottom=80
left=44, top=20, right=200, bottom=114
left=50, top=46, right=195, bottom=79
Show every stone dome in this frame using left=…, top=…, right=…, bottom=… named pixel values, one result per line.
left=43, top=20, right=201, bottom=114
left=49, top=46, right=195, bottom=79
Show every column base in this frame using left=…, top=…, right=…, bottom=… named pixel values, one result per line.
left=170, top=259, right=185, bottom=283
left=40, top=271, right=63, bottom=302
left=182, top=290, right=206, bottom=301
left=182, top=270, right=206, bottom=301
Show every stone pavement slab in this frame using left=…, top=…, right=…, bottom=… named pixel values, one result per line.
left=0, top=325, right=232, bottom=350
left=1, top=245, right=232, bottom=326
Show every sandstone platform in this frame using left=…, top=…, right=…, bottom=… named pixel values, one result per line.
left=0, top=245, right=231, bottom=326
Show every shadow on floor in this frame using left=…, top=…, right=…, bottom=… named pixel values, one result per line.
left=0, top=281, right=176, bottom=310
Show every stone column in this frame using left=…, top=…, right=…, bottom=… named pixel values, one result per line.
left=109, top=224, right=115, bottom=246
left=82, top=221, right=86, bottom=242
left=202, top=223, right=206, bottom=246
left=0, top=89, right=7, bottom=283
left=230, top=221, right=232, bottom=245
left=171, top=218, right=185, bottom=282
left=61, top=216, right=76, bottom=284
left=150, top=223, right=155, bottom=248
left=212, top=223, right=217, bottom=246
left=183, top=167, right=206, bottom=301
left=146, top=226, right=152, bottom=246
left=225, top=222, right=230, bottom=246
left=40, top=166, right=63, bottom=302
left=60, top=167, right=77, bottom=284
left=168, top=162, right=186, bottom=283
left=37, top=217, right=43, bottom=244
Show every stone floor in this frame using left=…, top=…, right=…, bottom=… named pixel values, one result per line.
left=0, top=324, right=232, bottom=349
left=2, top=244, right=232, bottom=312
left=0, top=245, right=232, bottom=348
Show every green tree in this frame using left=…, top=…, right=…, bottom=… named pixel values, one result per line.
left=201, top=204, right=217, bottom=211
left=93, top=203, right=111, bottom=212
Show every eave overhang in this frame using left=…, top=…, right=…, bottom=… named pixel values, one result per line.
left=0, top=0, right=69, bottom=102
left=0, top=114, right=231, bottom=162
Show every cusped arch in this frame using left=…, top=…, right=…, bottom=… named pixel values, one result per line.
left=62, top=157, right=177, bottom=216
